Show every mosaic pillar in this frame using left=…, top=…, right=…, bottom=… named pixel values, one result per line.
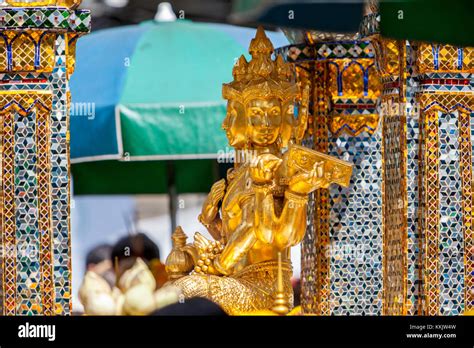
left=277, top=38, right=384, bottom=315
left=372, top=38, right=411, bottom=315
left=361, top=1, right=473, bottom=317
left=0, top=1, right=90, bottom=315
left=297, top=63, right=324, bottom=314
left=298, top=61, right=332, bottom=315
left=404, top=41, right=423, bottom=316
left=279, top=0, right=473, bottom=317
left=414, top=44, right=473, bottom=315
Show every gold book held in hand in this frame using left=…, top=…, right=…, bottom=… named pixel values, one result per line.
left=285, top=144, right=353, bottom=188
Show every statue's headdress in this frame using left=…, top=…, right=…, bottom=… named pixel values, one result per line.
left=222, top=26, right=298, bottom=104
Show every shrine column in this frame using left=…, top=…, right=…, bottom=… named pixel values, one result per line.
left=414, top=43, right=473, bottom=315
left=0, top=1, right=90, bottom=315
left=277, top=37, right=384, bottom=315
left=373, top=37, right=407, bottom=315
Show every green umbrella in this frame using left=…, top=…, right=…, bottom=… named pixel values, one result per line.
left=70, top=20, right=289, bottom=195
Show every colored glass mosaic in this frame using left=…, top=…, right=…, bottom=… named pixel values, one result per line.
left=405, top=42, right=422, bottom=315
left=0, top=6, right=89, bottom=315
left=50, top=34, right=71, bottom=315
left=0, top=8, right=90, bottom=32
left=14, top=110, right=41, bottom=315
left=280, top=29, right=473, bottom=316
left=328, top=129, right=383, bottom=315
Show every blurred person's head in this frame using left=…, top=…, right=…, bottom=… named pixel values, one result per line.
left=85, top=244, right=114, bottom=287
left=151, top=297, right=227, bottom=316
left=86, top=244, right=112, bottom=270
left=111, top=232, right=167, bottom=287
left=112, top=232, right=160, bottom=263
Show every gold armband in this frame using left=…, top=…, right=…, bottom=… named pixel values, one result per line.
left=252, top=182, right=273, bottom=193
left=284, top=190, right=308, bottom=204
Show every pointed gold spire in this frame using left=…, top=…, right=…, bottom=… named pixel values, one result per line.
left=171, top=225, right=187, bottom=248
left=232, top=55, right=248, bottom=81
left=274, top=54, right=292, bottom=80
left=249, top=26, right=274, bottom=57
left=271, top=252, right=289, bottom=315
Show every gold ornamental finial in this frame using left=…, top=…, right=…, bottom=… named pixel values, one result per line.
left=165, top=226, right=194, bottom=280
left=249, top=26, right=274, bottom=57
left=275, top=55, right=292, bottom=81
left=232, top=55, right=248, bottom=81
left=271, top=252, right=289, bottom=315
left=248, top=26, right=274, bottom=78
left=171, top=226, right=187, bottom=248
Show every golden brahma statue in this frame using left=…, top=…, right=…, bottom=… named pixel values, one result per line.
left=166, top=27, right=353, bottom=314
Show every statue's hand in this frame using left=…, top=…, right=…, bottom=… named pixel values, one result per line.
left=288, top=160, right=326, bottom=195
left=199, top=179, right=226, bottom=225
left=250, top=153, right=283, bottom=185
left=192, top=233, right=224, bottom=276
left=209, top=179, right=226, bottom=206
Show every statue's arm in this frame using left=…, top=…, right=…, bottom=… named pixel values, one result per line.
left=198, top=179, right=226, bottom=241
left=253, top=184, right=309, bottom=250
left=252, top=183, right=309, bottom=249
left=253, top=184, right=276, bottom=244
left=214, top=201, right=255, bottom=275
left=249, top=153, right=283, bottom=244
left=270, top=160, right=328, bottom=249
left=273, top=190, right=308, bottom=249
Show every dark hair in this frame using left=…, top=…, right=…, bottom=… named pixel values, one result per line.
left=151, top=297, right=227, bottom=316
left=85, top=244, right=112, bottom=268
left=292, top=279, right=301, bottom=307
left=111, top=232, right=160, bottom=263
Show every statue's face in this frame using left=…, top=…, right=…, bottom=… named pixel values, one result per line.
left=222, top=100, right=246, bottom=147
left=246, top=97, right=282, bottom=146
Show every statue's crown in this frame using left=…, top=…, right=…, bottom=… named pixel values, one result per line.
left=222, top=26, right=298, bottom=104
